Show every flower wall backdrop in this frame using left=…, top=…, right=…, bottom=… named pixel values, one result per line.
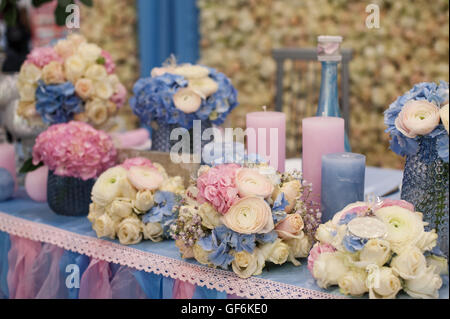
left=198, top=0, right=449, bottom=168
left=80, top=0, right=140, bottom=130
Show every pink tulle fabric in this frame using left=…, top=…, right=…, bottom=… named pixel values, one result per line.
left=7, top=236, right=42, bottom=299
left=33, top=243, right=66, bottom=298
left=79, top=259, right=112, bottom=299
left=172, top=279, right=196, bottom=299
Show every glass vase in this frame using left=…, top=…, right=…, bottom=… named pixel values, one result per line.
left=400, top=139, right=449, bottom=257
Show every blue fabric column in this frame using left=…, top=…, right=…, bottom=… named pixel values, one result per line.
left=0, top=232, right=10, bottom=299
left=137, top=0, right=199, bottom=77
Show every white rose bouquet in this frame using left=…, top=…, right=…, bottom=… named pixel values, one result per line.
left=16, top=34, right=127, bottom=128
left=171, top=160, right=321, bottom=278
left=308, top=199, right=447, bottom=299
left=88, top=157, right=185, bottom=245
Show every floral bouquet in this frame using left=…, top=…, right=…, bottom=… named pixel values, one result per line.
left=32, top=121, right=117, bottom=216
left=17, top=34, right=127, bottom=128
left=384, top=81, right=449, bottom=256
left=88, top=157, right=185, bottom=245
left=171, top=162, right=321, bottom=278
left=129, top=60, right=238, bottom=152
left=308, top=199, right=447, bottom=299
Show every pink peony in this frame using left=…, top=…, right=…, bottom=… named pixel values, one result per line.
left=101, top=50, right=116, bottom=74
left=32, top=121, right=117, bottom=180
left=26, top=47, right=62, bottom=68
left=307, top=243, right=336, bottom=275
left=197, top=163, right=241, bottom=214
left=378, top=199, right=414, bottom=212
left=110, top=83, right=127, bottom=109
left=121, top=157, right=155, bottom=170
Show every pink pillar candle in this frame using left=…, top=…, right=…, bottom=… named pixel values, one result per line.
left=246, top=111, right=286, bottom=172
left=0, top=143, right=17, bottom=189
left=302, top=117, right=345, bottom=204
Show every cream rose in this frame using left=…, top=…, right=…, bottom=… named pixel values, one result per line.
left=77, top=42, right=102, bottom=64
left=367, top=266, right=402, bottom=299
left=415, top=230, right=438, bottom=252
left=426, top=255, right=448, bottom=275
left=314, top=222, right=336, bottom=245
left=134, top=190, right=154, bottom=213
left=117, top=216, right=143, bottom=245
left=338, top=269, right=368, bottom=296
left=143, top=222, right=164, bottom=242
left=193, top=243, right=213, bottom=266
left=64, top=54, right=86, bottom=82
left=404, top=266, right=443, bottom=299
left=358, top=238, right=391, bottom=267
left=260, top=238, right=289, bottom=265
left=173, top=64, right=209, bottom=78
left=236, top=168, right=274, bottom=198
left=42, top=61, right=65, bottom=84
left=232, top=249, right=265, bottom=278
left=440, top=104, right=449, bottom=134
left=285, top=232, right=311, bottom=266
left=173, top=88, right=202, bottom=114
left=391, top=245, right=427, bottom=280
left=54, top=39, right=75, bottom=59
left=92, top=213, right=116, bottom=239
left=222, top=196, right=274, bottom=234
left=18, top=82, right=37, bottom=102
left=107, top=198, right=133, bottom=219
left=94, top=80, right=114, bottom=100
left=85, top=64, right=108, bottom=81
left=275, top=213, right=304, bottom=239
left=85, top=98, right=108, bottom=126
left=312, top=252, right=349, bottom=289
left=67, top=33, right=86, bottom=48
left=87, top=203, right=105, bottom=223
left=395, top=100, right=441, bottom=138
left=18, top=62, right=42, bottom=84
left=175, top=239, right=194, bottom=258
left=197, top=202, right=222, bottom=229
left=159, top=176, right=185, bottom=194
left=75, top=78, right=94, bottom=100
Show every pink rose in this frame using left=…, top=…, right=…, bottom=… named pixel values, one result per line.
left=307, top=243, right=336, bottom=275
left=26, top=47, right=62, bottom=68
left=395, top=100, right=440, bottom=138
left=236, top=168, right=274, bottom=198
left=379, top=199, right=414, bottom=212
left=110, top=83, right=127, bottom=109
left=121, top=157, right=155, bottom=170
left=101, top=50, right=116, bottom=74
left=275, top=213, right=304, bottom=239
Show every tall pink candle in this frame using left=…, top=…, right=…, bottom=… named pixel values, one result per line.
left=302, top=117, right=344, bottom=204
left=0, top=143, right=17, bottom=189
left=246, top=111, right=286, bottom=172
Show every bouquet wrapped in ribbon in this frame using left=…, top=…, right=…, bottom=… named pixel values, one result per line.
left=129, top=61, right=238, bottom=152
left=88, top=157, right=185, bottom=245
left=308, top=200, right=447, bottom=299
left=16, top=34, right=127, bottom=128
left=171, top=161, right=321, bottom=278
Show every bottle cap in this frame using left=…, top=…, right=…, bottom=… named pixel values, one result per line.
left=317, top=35, right=343, bottom=62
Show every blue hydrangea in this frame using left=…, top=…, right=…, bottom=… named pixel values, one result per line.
left=129, top=67, right=238, bottom=130
left=142, top=191, right=180, bottom=238
left=35, top=81, right=83, bottom=124
left=338, top=212, right=358, bottom=225
left=271, top=193, right=288, bottom=224
left=343, top=235, right=368, bottom=253
left=384, top=81, right=449, bottom=162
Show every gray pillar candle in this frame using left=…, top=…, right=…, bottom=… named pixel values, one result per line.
left=321, top=152, right=366, bottom=222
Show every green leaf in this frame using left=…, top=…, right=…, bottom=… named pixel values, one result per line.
left=57, top=0, right=72, bottom=7
left=96, top=56, right=106, bottom=65
left=0, top=0, right=8, bottom=12
left=79, top=0, right=93, bottom=7
left=19, top=158, right=43, bottom=174
left=31, top=0, right=53, bottom=7
left=4, top=5, right=17, bottom=26
left=54, top=3, right=69, bottom=26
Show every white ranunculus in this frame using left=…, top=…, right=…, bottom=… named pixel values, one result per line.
left=142, top=222, right=163, bottom=242
left=173, top=88, right=202, bottom=114
left=395, top=100, right=441, bottom=138
left=117, top=216, right=143, bottom=245
left=357, top=238, right=392, bottom=267
left=368, top=266, right=402, bottom=299
left=173, top=64, right=210, bottom=79
left=188, top=76, right=218, bottom=98
left=285, top=232, right=311, bottom=266
left=133, top=190, right=154, bottom=213
left=404, top=266, right=443, bottom=299
left=197, top=202, right=222, bottom=229
left=375, top=206, right=425, bottom=253
left=91, top=166, right=131, bottom=207
left=426, top=255, right=448, bottom=275
left=312, top=252, right=349, bottom=289
left=338, top=269, right=368, bottom=297
left=92, top=213, right=116, bottom=239
left=440, top=104, right=449, bottom=134
left=77, top=42, right=102, bottom=64
left=232, top=249, right=266, bottom=279
left=107, top=198, right=133, bottom=219
left=259, top=238, right=289, bottom=265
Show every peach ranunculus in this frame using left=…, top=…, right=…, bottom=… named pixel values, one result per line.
left=127, top=166, right=164, bottom=191
left=395, top=100, right=441, bottom=138
left=236, top=168, right=274, bottom=199
left=275, top=213, right=304, bottom=239
left=75, top=78, right=94, bottom=100
left=440, top=104, right=449, bottom=134
left=42, top=61, right=65, bottom=84
left=173, top=88, right=202, bottom=114
left=221, top=196, right=274, bottom=234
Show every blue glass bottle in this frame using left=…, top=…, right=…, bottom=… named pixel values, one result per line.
left=316, top=36, right=351, bottom=151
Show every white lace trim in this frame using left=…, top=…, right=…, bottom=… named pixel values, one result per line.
left=0, top=212, right=343, bottom=299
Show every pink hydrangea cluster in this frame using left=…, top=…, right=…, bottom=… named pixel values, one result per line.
left=32, top=121, right=117, bottom=180
left=121, top=157, right=155, bottom=170
left=101, top=50, right=116, bottom=74
left=26, top=47, right=62, bottom=68
left=197, top=163, right=241, bottom=214
left=307, top=243, right=336, bottom=275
